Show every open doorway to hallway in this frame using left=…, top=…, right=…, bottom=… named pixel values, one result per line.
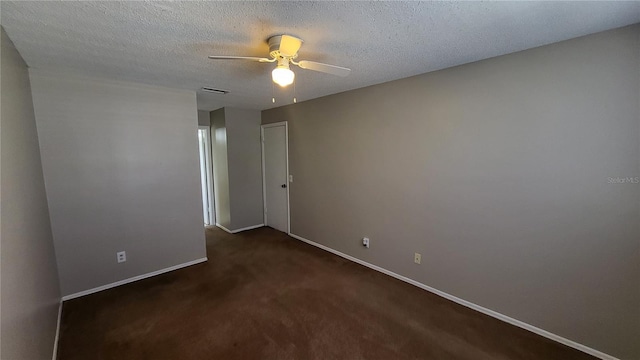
left=198, top=126, right=215, bottom=225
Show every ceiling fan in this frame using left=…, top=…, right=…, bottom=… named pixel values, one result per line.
left=208, top=35, right=351, bottom=87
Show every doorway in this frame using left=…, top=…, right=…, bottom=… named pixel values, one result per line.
left=198, top=126, right=215, bottom=225
left=261, top=122, right=290, bottom=233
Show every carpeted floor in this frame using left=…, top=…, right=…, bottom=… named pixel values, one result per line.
left=57, top=226, right=596, bottom=360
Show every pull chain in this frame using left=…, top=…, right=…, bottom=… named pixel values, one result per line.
left=271, top=80, right=275, bottom=104
left=293, top=75, right=297, bottom=103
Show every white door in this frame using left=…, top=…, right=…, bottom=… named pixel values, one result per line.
left=262, top=123, right=289, bottom=233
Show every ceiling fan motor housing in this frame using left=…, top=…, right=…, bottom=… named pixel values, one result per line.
left=268, top=35, right=300, bottom=59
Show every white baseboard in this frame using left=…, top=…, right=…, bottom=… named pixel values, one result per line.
left=52, top=300, right=62, bottom=360
left=287, top=233, right=618, bottom=360
left=61, top=257, right=208, bottom=301
left=215, top=223, right=233, bottom=233
left=231, top=224, right=264, bottom=233
left=216, top=223, right=264, bottom=234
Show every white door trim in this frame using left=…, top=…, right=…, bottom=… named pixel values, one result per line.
left=261, top=121, right=290, bottom=233
left=198, top=125, right=215, bottom=225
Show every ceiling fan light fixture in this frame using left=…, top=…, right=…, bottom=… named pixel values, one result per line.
left=272, top=66, right=295, bottom=87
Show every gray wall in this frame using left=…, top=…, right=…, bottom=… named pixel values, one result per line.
left=0, top=28, right=61, bottom=359
left=225, top=108, right=264, bottom=230
left=262, top=25, right=639, bottom=359
left=197, top=110, right=210, bottom=127
left=210, top=108, right=263, bottom=231
left=211, top=108, right=231, bottom=229
left=29, top=70, right=207, bottom=297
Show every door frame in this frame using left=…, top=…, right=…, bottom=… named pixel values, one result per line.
left=198, top=125, right=215, bottom=226
left=261, top=121, right=290, bottom=234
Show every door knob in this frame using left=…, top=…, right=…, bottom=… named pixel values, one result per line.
left=281, top=184, right=287, bottom=188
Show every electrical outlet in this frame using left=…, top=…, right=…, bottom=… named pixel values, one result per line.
left=414, top=252, right=421, bottom=264
left=362, top=237, right=370, bottom=248
left=117, top=251, right=126, bottom=263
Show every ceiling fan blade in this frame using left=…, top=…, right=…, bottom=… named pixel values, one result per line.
left=297, top=60, right=351, bottom=77
left=279, top=35, right=303, bottom=57
left=208, top=56, right=273, bottom=63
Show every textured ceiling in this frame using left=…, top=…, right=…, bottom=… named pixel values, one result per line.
left=1, top=1, right=639, bottom=111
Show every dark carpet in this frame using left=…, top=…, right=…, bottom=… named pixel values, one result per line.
left=57, top=226, right=595, bottom=360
